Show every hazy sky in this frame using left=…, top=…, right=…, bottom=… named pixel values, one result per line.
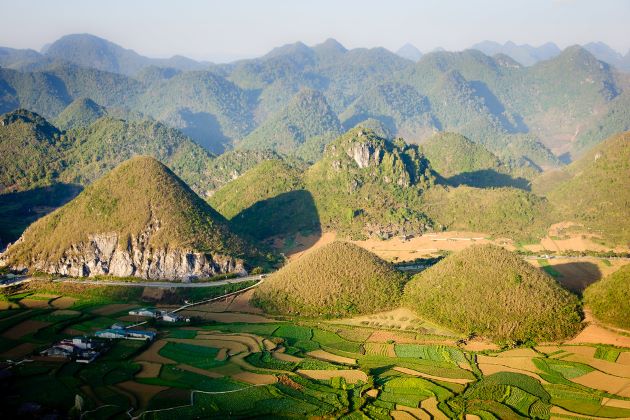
left=1, top=0, right=629, bottom=62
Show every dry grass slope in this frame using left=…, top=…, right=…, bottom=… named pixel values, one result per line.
left=584, top=264, right=630, bottom=329
left=253, top=241, right=406, bottom=317
left=4, top=156, right=255, bottom=264
left=403, top=244, right=582, bottom=343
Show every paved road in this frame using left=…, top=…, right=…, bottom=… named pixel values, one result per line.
left=51, top=275, right=264, bottom=288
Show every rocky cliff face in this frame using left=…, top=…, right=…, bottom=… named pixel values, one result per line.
left=1, top=220, right=246, bottom=281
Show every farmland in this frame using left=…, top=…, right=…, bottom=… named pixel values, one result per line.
left=1, top=278, right=630, bottom=419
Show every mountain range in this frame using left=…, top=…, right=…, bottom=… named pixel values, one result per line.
left=1, top=34, right=629, bottom=168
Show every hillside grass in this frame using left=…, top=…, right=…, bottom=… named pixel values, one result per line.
left=253, top=241, right=406, bottom=317
left=584, top=264, right=630, bottom=328
left=403, top=244, right=582, bottom=343
left=4, top=156, right=255, bottom=265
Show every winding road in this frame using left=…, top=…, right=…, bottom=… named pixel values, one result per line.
left=51, top=274, right=265, bottom=288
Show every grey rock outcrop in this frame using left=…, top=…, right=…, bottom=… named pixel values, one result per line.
left=346, top=140, right=383, bottom=168
left=0, top=220, right=246, bottom=281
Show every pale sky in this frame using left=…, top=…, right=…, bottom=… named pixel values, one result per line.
left=0, top=0, right=628, bottom=62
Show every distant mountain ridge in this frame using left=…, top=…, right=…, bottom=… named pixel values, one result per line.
left=0, top=34, right=629, bottom=165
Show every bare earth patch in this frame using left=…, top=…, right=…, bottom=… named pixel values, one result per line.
left=550, top=405, right=611, bottom=419
left=0, top=301, right=19, bottom=310
left=618, top=352, right=630, bottom=366
left=135, top=361, right=162, bottom=378
left=91, top=303, right=138, bottom=316
left=571, top=371, right=630, bottom=397
left=0, top=342, right=36, bottom=358
left=601, top=398, right=630, bottom=410
left=364, top=342, right=396, bottom=357
left=421, top=397, right=449, bottom=420
left=117, top=380, right=167, bottom=410
left=567, top=309, right=630, bottom=348
left=225, top=289, right=264, bottom=314
left=134, top=340, right=176, bottom=364
left=477, top=355, right=547, bottom=383
left=273, top=352, right=302, bottom=363
left=178, top=310, right=275, bottom=323
left=393, top=366, right=473, bottom=384
left=368, top=330, right=420, bottom=344
left=307, top=350, right=356, bottom=365
left=396, top=405, right=431, bottom=420
left=477, top=363, right=548, bottom=383
left=18, top=299, right=50, bottom=309
left=297, top=369, right=367, bottom=384
left=2, top=320, right=51, bottom=339
left=232, top=371, right=277, bottom=385
left=50, top=297, right=76, bottom=309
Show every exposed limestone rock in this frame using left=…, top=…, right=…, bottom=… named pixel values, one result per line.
left=0, top=220, right=246, bottom=281
left=346, top=141, right=383, bottom=168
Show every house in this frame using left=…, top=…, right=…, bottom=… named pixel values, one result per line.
left=162, top=312, right=190, bottom=323
left=95, top=329, right=127, bottom=339
left=40, top=337, right=105, bottom=363
left=128, top=307, right=162, bottom=318
left=95, top=328, right=156, bottom=341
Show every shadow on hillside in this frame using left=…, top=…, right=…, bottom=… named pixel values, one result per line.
left=447, top=169, right=530, bottom=190
left=543, top=261, right=602, bottom=295
left=231, top=190, right=321, bottom=249
left=176, top=109, right=230, bottom=154
left=0, top=183, right=82, bottom=248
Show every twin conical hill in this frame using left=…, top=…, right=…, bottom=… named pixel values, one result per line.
left=584, top=264, right=630, bottom=329
left=403, top=244, right=582, bottom=343
left=253, top=242, right=405, bottom=317
left=1, top=156, right=258, bottom=280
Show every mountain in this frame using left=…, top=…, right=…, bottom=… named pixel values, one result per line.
left=584, top=264, right=630, bottom=329
left=541, top=131, right=630, bottom=246
left=583, top=42, right=630, bottom=71
left=44, top=33, right=207, bottom=75
left=304, top=128, right=435, bottom=239
left=0, top=47, right=43, bottom=69
left=133, top=69, right=254, bottom=153
left=0, top=109, right=70, bottom=193
left=421, top=185, right=551, bottom=241
left=238, top=88, right=343, bottom=161
left=253, top=241, right=405, bottom=317
left=0, top=156, right=257, bottom=280
left=403, top=244, right=582, bottom=343
left=208, top=159, right=316, bottom=240
left=420, top=132, right=533, bottom=188
left=396, top=43, right=422, bottom=61
left=470, top=41, right=561, bottom=66
left=59, top=116, right=216, bottom=194
left=0, top=36, right=628, bottom=164
left=339, top=82, right=437, bottom=141
left=55, top=97, right=107, bottom=129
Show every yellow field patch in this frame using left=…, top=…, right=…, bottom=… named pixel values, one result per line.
left=307, top=349, right=356, bottom=365
left=364, top=342, right=396, bottom=357
left=297, top=369, right=368, bottom=384
left=272, top=351, right=302, bottom=363
left=477, top=363, right=547, bottom=383
left=395, top=405, right=431, bottom=420
left=393, top=366, right=473, bottom=384
left=421, top=397, right=449, bottom=420
left=602, top=398, right=630, bottom=410
left=571, top=371, right=630, bottom=397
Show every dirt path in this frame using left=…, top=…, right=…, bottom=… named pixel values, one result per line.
left=567, top=309, right=630, bottom=348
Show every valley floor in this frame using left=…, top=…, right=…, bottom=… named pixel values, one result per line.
left=1, top=273, right=630, bottom=419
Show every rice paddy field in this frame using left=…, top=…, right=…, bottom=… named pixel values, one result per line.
left=1, top=282, right=630, bottom=419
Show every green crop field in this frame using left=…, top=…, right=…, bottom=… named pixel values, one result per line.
left=1, top=282, right=630, bottom=419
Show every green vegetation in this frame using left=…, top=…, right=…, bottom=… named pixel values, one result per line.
left=543, top=132, right=630, bottom=246
left=253, top=242, right=406, bottom=317
left=422, top=185, right=551, bottom=241
left=54, top=97, right=107, bottom=130
left=304, top=128, right=435, bottom=239
left=2, top=156, right=258, bottom=269
left=239, top=88, right=343, bottom=161
left=403, top=244, right=582, bottom=343
left=584, top=264, right=630, bottom=328
left=538, top=259, right=562, bottom=278
left=159, top=342, right=226, bottom=369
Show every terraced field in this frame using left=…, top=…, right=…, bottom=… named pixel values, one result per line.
left=1, top=283, right=630, bottom=418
